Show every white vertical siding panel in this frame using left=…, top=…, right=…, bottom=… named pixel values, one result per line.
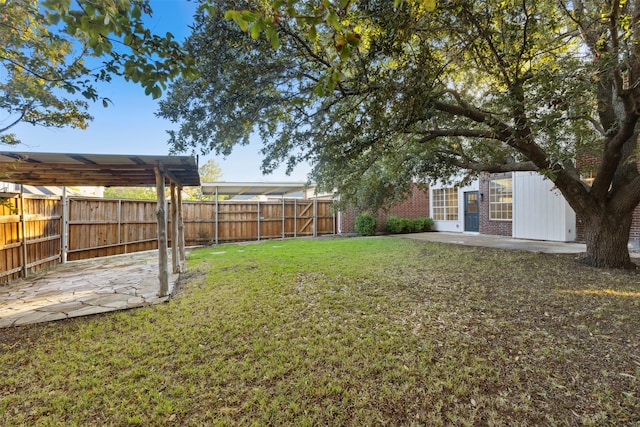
left=513, top=172, right=576, bottom=241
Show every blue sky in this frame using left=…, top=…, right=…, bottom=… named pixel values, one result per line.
left=9, top=0, right=311, bottom=183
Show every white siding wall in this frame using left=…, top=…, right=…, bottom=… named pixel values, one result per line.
left=430, top=180, right=479, bottom=233
left=513, top=172, right=576, bottom=241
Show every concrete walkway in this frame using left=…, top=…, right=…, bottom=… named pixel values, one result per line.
left=397, top=231, right=589, bottom=254
left=0, top=250, right=179, bottom=328
left=398, top=231, right=640, bottom=258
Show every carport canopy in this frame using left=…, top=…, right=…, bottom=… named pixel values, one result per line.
left=201, top=181, right=314, bottom=197
left=0, top=151, right=201, bottom=297
left=0, top=151, right=200, bottom=187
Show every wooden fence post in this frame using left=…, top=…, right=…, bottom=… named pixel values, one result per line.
left=178, top=186, right=186, bottom=270
left=333, top=200, right=337, bottom=235
left=215, top=187, right=219, bottom=245
left=257, top=201, right=261, bottom=241
left=19, top=185, right=28, bottom=278
left=117, top=199, right=122, bottom=250
left=61, top=187, right=69, bottom=263
left=170, top=182, right=179, bottom=274
left=313, top=196, right=318, bottom=237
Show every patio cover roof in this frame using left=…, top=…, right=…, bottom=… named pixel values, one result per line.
left=0, top=151, right=200, bottom=187
left=201, top=181, right=314, bottom=196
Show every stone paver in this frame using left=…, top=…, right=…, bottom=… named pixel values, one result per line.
left=0, top=250, right=179, bottom=328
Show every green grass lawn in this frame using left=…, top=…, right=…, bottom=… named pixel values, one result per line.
left=1, top=237, right=639, bottom=426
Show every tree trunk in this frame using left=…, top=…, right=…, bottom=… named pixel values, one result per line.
left=583, top=211, right=635, bottom=269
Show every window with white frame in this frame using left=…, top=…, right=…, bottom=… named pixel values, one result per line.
left=432, top=188, right=458, bottom=221
left=489, top=178, right=513, bottom=220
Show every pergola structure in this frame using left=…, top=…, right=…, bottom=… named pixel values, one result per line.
left=0, top=151, right=201, bottom=297
left=201, top=181, right=314, bottom=198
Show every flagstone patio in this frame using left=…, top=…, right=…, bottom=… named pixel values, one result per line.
left=0, top=250, right=179, bottom=328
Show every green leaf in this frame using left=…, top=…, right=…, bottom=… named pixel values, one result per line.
left=238, top=17, right=249, bottom=32
left=270, top=31, right=280, bottom=50
left=340, top=44, right=351, bottom=61
left=267, top=26, right=280, bottom=49
left=326, top=11, right=340, bottom=31
left=327, top=77, right=335, bottom=93
left=46, top=12, right=61, bottom=25
left=424, top=0, right=437, bottom=11
left=309, top=26, right=318, bottom=40
left=241, top=11, right=257, bottom=22
left=250, top=22, right=263, bottom=39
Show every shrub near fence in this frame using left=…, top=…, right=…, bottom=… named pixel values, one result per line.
left=1, top=195, right=336, bottom=283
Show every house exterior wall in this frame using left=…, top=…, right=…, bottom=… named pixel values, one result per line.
left=478, top=172, right=577, bottom=242
left=339, top=206, right=358, bottom=234
left=429, top=180, right=479, bottom=233
left=338, top=184, right=430, bottom=233
left=512, top=172, right=576, bottom=241
left=339, top=160, right=640, bottom=246
left=479, top=172, right=513, bottom=237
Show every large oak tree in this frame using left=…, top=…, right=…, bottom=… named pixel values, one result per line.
left=160, top=0, right=640, bottom=269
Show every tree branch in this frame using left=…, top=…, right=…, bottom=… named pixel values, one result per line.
left=438, top=153, right=539, bottom=173
left=0, top=111, right=27, bottom=134
left=414, top=128, right=498, bottom=143
left=279, top=24, right=332, bottom=69
left=0, top=54, right=69, bottom=83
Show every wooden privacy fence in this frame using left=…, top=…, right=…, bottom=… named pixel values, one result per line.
left=1, top=195, right=336, bottom=283
left=183, top=199, right=334, bottom=245
left=0, top=194, right=62, bottom=283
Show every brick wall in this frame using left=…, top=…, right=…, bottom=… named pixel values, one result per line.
left=339, top=184, right=430, bottom=233
left=340, top=206, right=358, bottom=234
left=479, top=172, right=512, bottom=237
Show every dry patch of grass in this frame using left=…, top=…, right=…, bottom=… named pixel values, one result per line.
left=1, top=237, right=639, bottom=426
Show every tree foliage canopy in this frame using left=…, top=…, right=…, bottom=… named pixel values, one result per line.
left=161, top=0, right=640, bottom=267
left=1, top=0, right=195, bottom=144
left=184, top=158, right=223, bottom=200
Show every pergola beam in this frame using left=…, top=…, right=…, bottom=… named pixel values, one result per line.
left=154, top=164, right=169, bottom=297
